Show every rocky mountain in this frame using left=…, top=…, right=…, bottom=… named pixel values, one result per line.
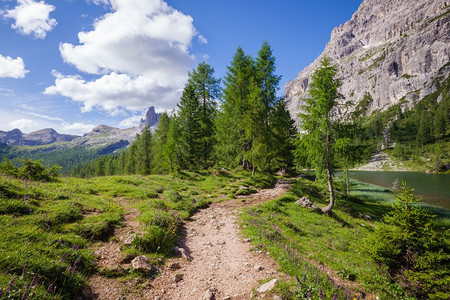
left=139, top=106, right=161, bottom=130
left=0, top=106, right=161, bottom=149
left=0, top=128, right=78, bottom=146
left=285, top=0, right=449, bottom=120
left=70, top=125, right=139, bottom=149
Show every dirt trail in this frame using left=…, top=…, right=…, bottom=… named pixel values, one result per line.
left=89, top=204, right=143, bottom=299
left=88, top=180, right=290, bottom=300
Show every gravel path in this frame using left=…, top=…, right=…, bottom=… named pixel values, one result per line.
left=88, top=180, right=290, bottom=300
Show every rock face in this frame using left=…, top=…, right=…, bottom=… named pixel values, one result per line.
left=285, top=0, right=450, bottom=121
left=0, top=128, right=78, bottom=146
left=139, top=106, right=161, bottom=130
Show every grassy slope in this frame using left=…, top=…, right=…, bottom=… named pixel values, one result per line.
left=240, top=177, right=449, bottom=299
left=0, top=171, right=259, bottom=299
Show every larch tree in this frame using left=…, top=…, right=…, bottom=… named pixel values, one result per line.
left=298, top=57, right=343, bottom=213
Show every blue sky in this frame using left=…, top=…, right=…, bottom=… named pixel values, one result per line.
left=0, top=0, right=362, bottom=135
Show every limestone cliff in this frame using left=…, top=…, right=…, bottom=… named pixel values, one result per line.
left=285, top=0, right=450, bottom=120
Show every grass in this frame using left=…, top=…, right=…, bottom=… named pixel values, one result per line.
left=0, top=170, right=257, bottom=299
left=240, top=176, right=450, bottom=299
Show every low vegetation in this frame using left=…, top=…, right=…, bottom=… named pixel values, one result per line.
left=0, top=169, right=264, bottom=299
left=240, top=177, right=449, bottom=299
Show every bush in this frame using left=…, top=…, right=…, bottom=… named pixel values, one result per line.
left=370, top=182, right=450, bottom=299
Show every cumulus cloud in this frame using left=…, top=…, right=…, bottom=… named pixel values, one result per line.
left=119, top=114, right=144, bottom=128
left=0, top=54, right=29, bottom=78
left=46, top=0, right=199, bottom=114
left=9, top=118, right=36, bottom=132
left=2, top=0, right=57, bottom=39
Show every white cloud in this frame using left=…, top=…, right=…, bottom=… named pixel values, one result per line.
left=9, top=118, right=36, bottom=132
left=119, top=114, right=144, bottom=128
left=2, top=0, right=57, bottom=39
left=0, top=88, right=16, bottom=97
left=198, top=34, right=208, bottom=44
left=45, top=71, right=182, bottom=113
left=61, top=122, right=95, bottom=134
left=0, top=54, right=29, bottom=78
left=46, top=0, right=200, bottom=114
left=15, top=110, right=63, bottom=122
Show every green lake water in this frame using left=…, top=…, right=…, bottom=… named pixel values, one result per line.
left=348, top=171, right=450, bottom=210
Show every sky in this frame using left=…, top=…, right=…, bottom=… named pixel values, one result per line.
left=0, top=0, right=363, bottom=136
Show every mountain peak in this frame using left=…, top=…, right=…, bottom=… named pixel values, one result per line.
left=140, top=106, right=161, bottom=130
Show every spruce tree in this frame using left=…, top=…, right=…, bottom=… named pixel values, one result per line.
left=188, top=62, right=221, bottom=166
left=177, top=82, right=202, bottom=169
left=137, top=126, right=153, bottom=175
left=269, top=98, right=297, bottom=172
left=153, top=112, right=172, bottom=173
left=215, top=47, right=255, bottom=169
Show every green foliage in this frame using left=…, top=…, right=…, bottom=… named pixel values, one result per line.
left=296, top=57, right=350, bottom=212
left=358, top=76, right=450, bottom=172
left=132, top=225, right=178, bottom=254
left=0, top=158, right=61, bottom=182
left=370, top=183, right=450, bottom=299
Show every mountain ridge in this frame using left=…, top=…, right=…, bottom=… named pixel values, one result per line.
left=0, top=106, right=161, bottom=148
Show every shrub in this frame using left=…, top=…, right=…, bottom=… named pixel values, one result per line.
left=370, top=182, right=450, bottom=299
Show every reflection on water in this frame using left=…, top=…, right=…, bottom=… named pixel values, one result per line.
left=348, top=171, right=450, bottom=210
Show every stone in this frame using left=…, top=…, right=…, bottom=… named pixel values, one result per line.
left=174, top=273, right=183, bottom=283
left=254, top=265, right=264, bottom=271
left=124, top=233, right=136, bottom=245
left=202, top=287, right=217, bottom=300
left=295, top=197, right=316, bottom=209
left=285, top=0, right=449, bottom=127
left=256, top=279, right=278, bottom=293
left=131, top=255, right=152, bottom=273
left=169, top=262, right=181, bottom=270
left=217, top=240, right=226, bottom=245
left=173, top=246, right=190, bottom=260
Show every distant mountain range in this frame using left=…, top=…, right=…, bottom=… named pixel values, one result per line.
left=0, top=106, right=161, bottom=149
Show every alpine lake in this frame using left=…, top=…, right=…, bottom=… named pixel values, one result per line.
left=348, top=171, right=450, bottom=210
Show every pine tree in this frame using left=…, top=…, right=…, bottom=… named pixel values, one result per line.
left=297, top=57, right=343, bottom=213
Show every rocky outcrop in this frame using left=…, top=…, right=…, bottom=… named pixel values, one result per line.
left=0, top=128, right=78, bottom=146
left=285, top=0, right=450, bottom=121
left=139, top=106, right=161, bottom=130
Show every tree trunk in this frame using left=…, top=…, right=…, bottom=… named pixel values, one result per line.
left=322, top=140, right=335, bottom=213
left=345, top=168, right=349, bottom=197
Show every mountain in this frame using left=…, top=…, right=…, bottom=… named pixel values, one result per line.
left=0, top=128, right=78, bottom=146
left=0, top=106, right=161, bottom=149
left=285, top=0, right=449, bottom=119
left=139, top=106, right=161, bottom=130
